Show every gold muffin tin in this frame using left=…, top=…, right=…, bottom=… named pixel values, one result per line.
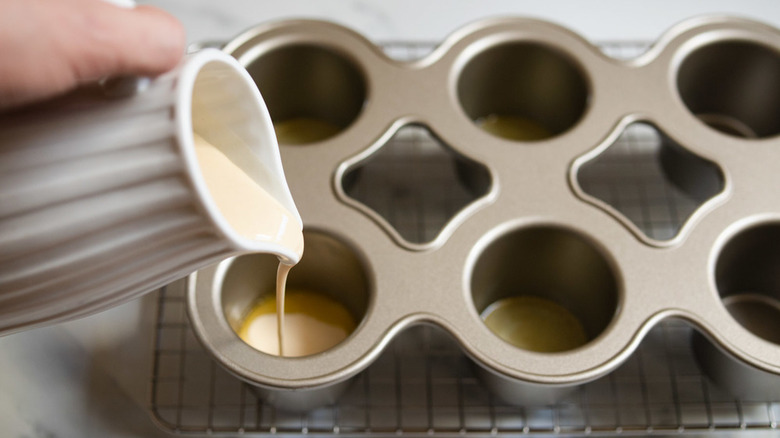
left=185, top=16, right=780, bottom=409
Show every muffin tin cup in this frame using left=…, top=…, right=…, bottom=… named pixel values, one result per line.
left=187, top=16, right=780, bottom=409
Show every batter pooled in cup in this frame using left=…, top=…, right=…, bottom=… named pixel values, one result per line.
left=238, top=289, right=357, bottom=357
left=274, top=117, right=342, bottom=144
left=481, top=296, right=588, bottom=353
left=477, top=114, right=552, bottom=141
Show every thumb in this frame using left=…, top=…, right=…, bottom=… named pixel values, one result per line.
left=66, top=1, right=186, bottom=82
left=0, top=0, right=186, bottom=110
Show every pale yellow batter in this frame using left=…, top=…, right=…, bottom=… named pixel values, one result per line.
left=274, top=117, right=342, bottom=145
left=482, top=296, right=588, bottom=353
left=477, top=114, right=552, bottom=141
left=238, top=289, right=357, bottom=357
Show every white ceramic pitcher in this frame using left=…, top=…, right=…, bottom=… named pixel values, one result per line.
left=0, top=49, right=301, bottom=335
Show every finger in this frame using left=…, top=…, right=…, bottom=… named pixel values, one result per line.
left=63, top=0, right=186, bottom=83
left=0, top=0, right=186, bottom=111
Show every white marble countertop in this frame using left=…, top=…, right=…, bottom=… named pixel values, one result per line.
left=154, top=0, right=780, bottom=46
left=2, top=1, right=780, bottom=437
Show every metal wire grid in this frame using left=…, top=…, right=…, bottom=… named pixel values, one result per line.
left=151, top=289, right=780, bottom=435
left=149, top=41, right=780, bottom=435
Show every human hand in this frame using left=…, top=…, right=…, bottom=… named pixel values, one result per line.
left=0, top=0, right=185, bottom=111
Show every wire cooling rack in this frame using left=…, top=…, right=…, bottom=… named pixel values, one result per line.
left=149, top=41, right=780, bottom=436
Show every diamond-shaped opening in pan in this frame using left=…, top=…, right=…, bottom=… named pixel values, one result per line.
left=342, top=124, right=491, bottom=245
left=576, top=122, right=724, bottom=242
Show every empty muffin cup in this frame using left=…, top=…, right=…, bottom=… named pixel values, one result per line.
left=693, top=222, right=780, bottom=400
left=457, top=42, right=589, bottom=141
left=239, top=44, right=367, bottom=145
left=693, top=295, right=780, bottom=401
left=692, top=330, right=780, bottom=401
left=188, top=230, right=371, bottom=411
left=469, top=225, right=620, bottom=404
left=471, top=226, right=619, bottom=350
left=715, top=222, right=780, bottom=344
left=676, top=40, right=780, bottom=138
